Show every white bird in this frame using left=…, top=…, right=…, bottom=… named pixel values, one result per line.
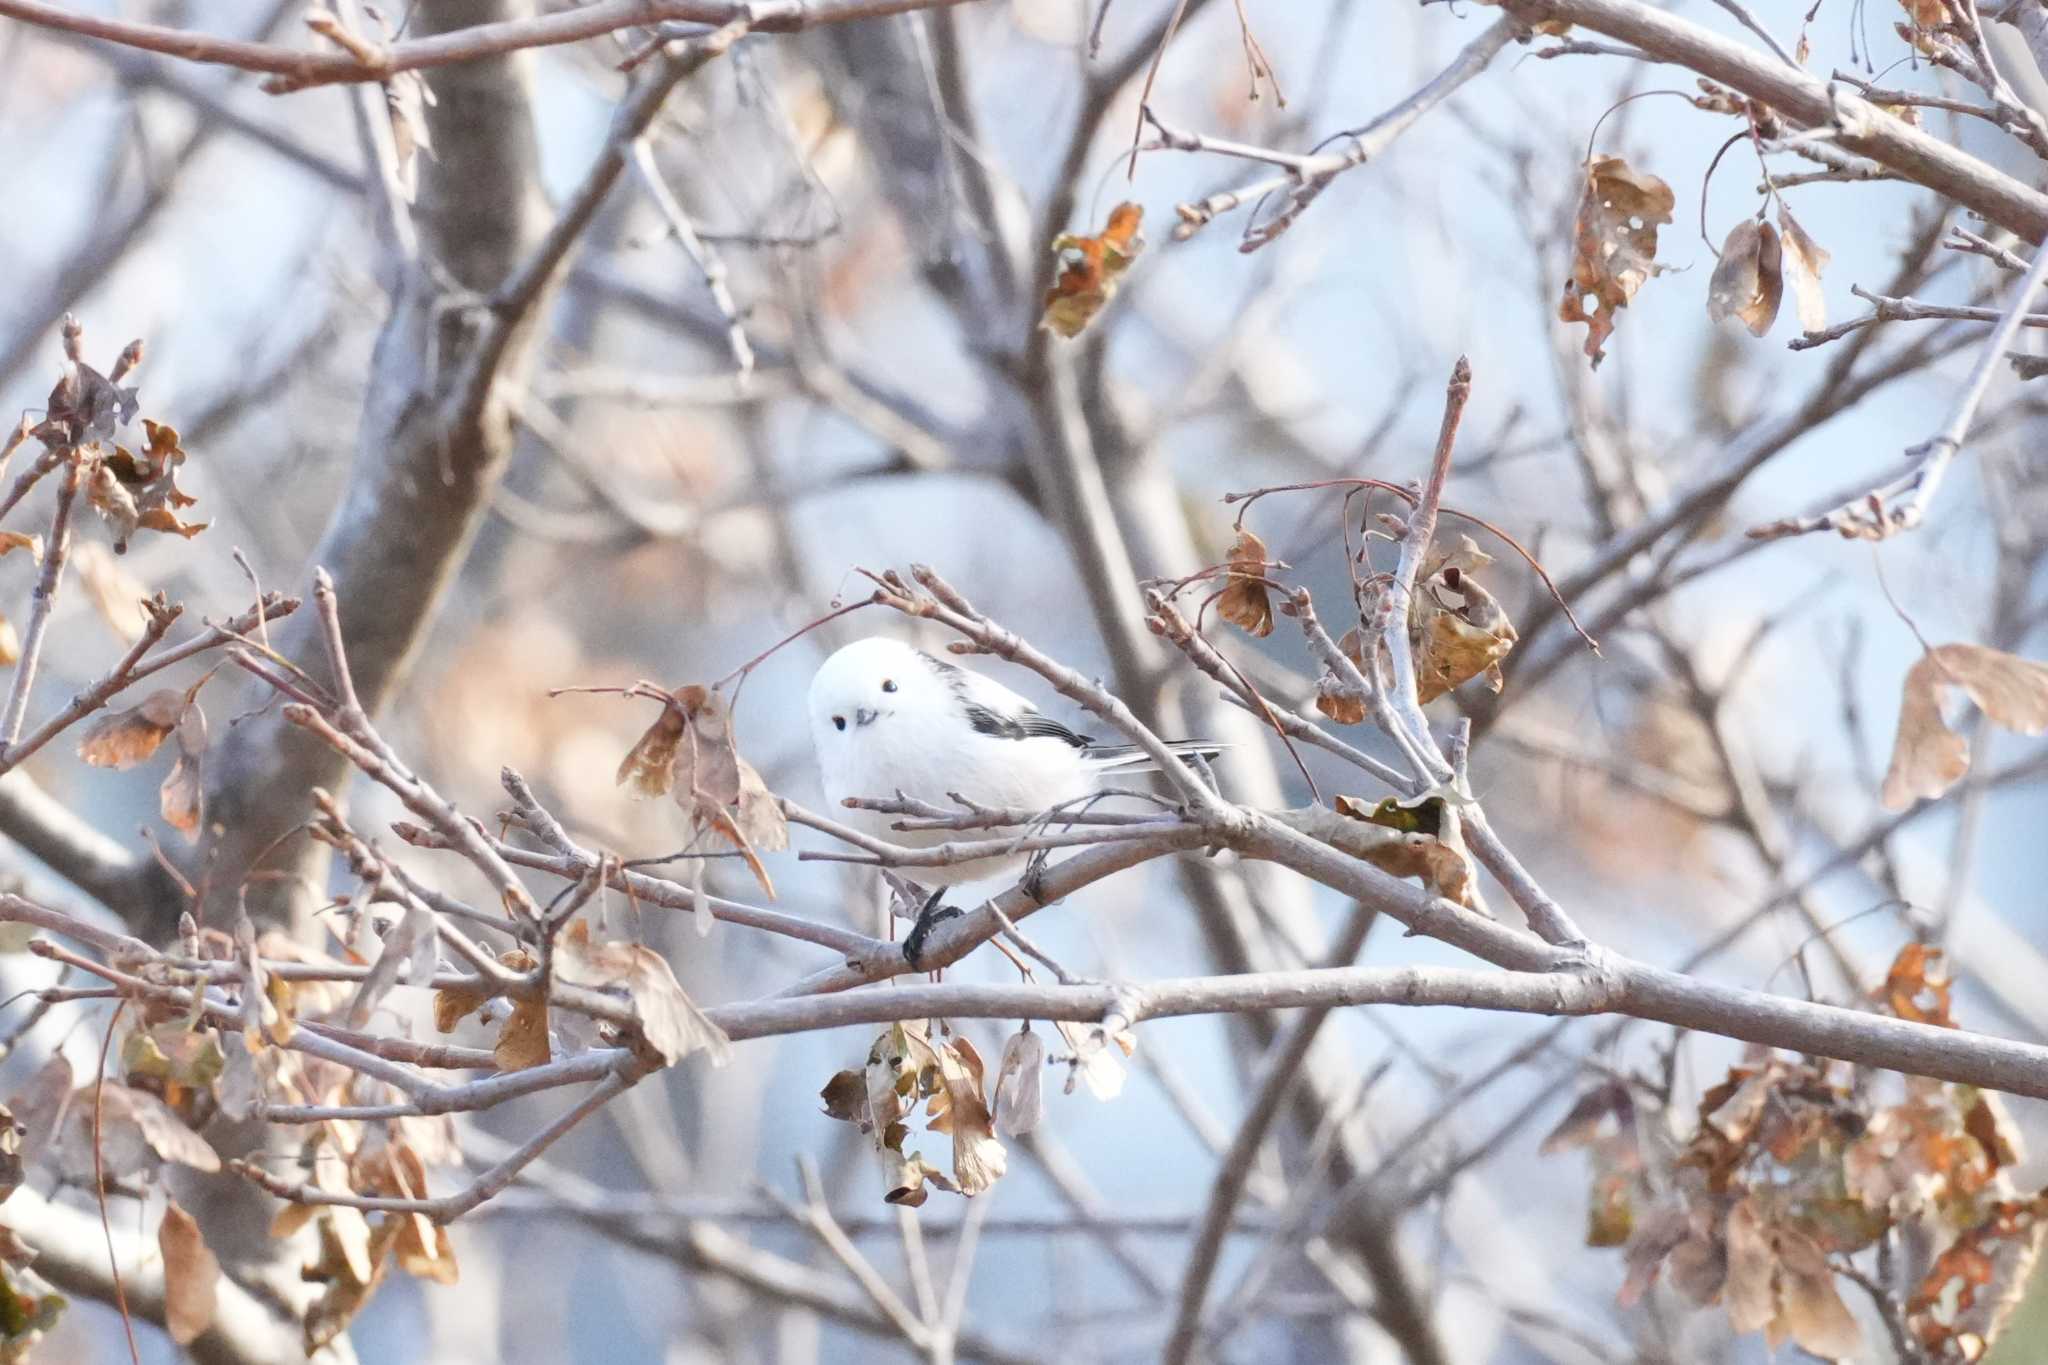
left=808, top=635, right=1221, bottom=894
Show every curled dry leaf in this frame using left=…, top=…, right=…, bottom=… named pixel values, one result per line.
left=1559, top=155, right=1674, bottom=368
left=1881, top=942, right=1954, bottom=1027
left=991, top=1026, right=1046, bottom=1138
left=160, top=699, right=207, bottom=841
left=1040, top=201, right=1144, bottom=338
left=158, top=1198, right=220, bottom=1346
left=1908, top=1194, right=2048, bottom=1361
left=434, top=948, right=550, bottom=1070
left=1882, top=644, right=2048, bottom=809
left=1334, top=794, right=1482, bottom=909
left=89, top=1083, right=220, bottom=1174
left=1777, top=203, right=1829, bottom=332
left=1411, top=536, right=1517, bottom=703
left=0, top=533, right=40, bottom=563
left=824, top=1023, right=952, bottom=1207
left=39, top=356, right=134, bottom=448
left=1706, top=218, right=1784, bottom=337
left=94, top=420, right=206, bottom=552
left=76, top=689, right=184, bottom=768
left=618, top=685, right=787, bottom=897
left=301, top=1206, right=400, bottom=1354
left=1216, top=526, right=1275, bottom=638
left=922, top=1034, right=1007, bottom=1196
left=1723, top=1196, right=1862, bottom=1356
left=557, top=920, right=731, bottom=1068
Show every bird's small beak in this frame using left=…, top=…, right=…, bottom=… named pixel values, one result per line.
left=855, top=706, right=880, bottom=728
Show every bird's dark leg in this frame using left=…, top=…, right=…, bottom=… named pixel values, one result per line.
left=1021, top=849, right=1053, bottom=906
left=902, top=887, right=962, bottom=969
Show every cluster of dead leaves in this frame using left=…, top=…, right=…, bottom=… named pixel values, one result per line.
left=1881, top=642, right=2048, bottom=810
left=1211, top=525, right=1517, bottom=716
left=1557, top=143, right=1834, bottom=366
left=1546, top=942, right=2045, bottom=1362
left=617, top=684, right=788, bottom=898
left=282, top=1118, right=462, bottom=1353
left=1308, top=535, right=1518, bottom=720
left=433, top=920, right=730, bottom=1074
left=75, top=662, right=212, bottom=842
left=819, top=1020, right=1023, bottom=1206
left=1706, top=204, right=1830, bottom=338
left=1039, top=202, right=1144, bottom=338
left=23, top=328, right=208, bottom=553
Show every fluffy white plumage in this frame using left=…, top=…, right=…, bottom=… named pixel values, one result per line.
left=808, top=636, right=1214, bottom=887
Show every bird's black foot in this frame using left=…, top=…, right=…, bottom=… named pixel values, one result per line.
left=1021, top=850, right=1052, bottom=906
left=902, top=888, right=963, bottom=969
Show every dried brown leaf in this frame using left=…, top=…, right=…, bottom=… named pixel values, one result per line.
left=1707, top=218, right=1784, bottom=337
left=924, top=1035, right=1006, bottom=1196
left=158, top=1198, right=219, bottom=1345
left=1333, top=794, right=1481, bottom=908
left=1882, top=942, right=1954, bottom=1027
left=1411, top=537, right=1516, bottom=703
left=1040, top=202, right=1144, bottom=338
left=494, top=996, right=551, bottom=1072
left=0, top=533, right=40, bottom=563
left=1217, top=527, right=1275, bottom=638
left=76, top=690, right=183, bottom=768
left=1723, top=1197, right=1777, bottom=1335
left=159, top=701, right=206, bottom=840
left=303, top=1210, right=399, bottom=1353
left=97, top=1084, right=220, bottom=1173
left=1558, top=155, right=1675, bottom=367
left=1882, top=644, right=2048, bottom=808
left=616, top=705, right=683, bottom=799
left=1775, top=1224, right=1862, bottom=1357
left=1540, top=1081, right=1634, bottom=1155
left=1908, top=1195, right=2048, bottom=1361
left=820, top=1069, right=869, bottom=1127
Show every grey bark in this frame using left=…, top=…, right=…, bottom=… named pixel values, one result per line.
left=195, top=0, right=550, bottom=938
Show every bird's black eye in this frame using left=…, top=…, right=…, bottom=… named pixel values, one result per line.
left=833, top=716, right=847, bottom=732
left=881, top=678, right=898, bottom=693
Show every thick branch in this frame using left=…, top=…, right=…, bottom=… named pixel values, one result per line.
left=1505, top=0, right=2048, bottom=240
left=0, top=0, right=982, bottom=93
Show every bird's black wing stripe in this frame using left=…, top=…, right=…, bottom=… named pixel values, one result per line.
left=1015, top=713, right=1094, bottom=748
left=962, top=703, right=1093, bottom=749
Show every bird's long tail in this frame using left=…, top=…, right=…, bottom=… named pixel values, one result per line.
left=1084, top=739, right=1227, bottom=773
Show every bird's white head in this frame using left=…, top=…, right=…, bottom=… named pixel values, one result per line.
left=808, top=636, right=951, bottom=762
